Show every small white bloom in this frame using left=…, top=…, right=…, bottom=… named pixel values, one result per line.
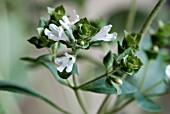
left=44, top=24, right=68, bottom=41
left=90, top=24, right=117, bottom=42
left=165, top=64, right=170, bottom=79
left=55, top=52, right=76, bottom=73
left=59, top=10, right=80, bottom=41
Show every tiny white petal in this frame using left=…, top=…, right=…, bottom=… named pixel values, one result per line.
left=37, top=27, right=44, bottom=35
left=59, top=20, right=70, bottom=30
left=165, top=65, right=170, bottom=79
left=44, top=28, right=52, bottom=36
left=91, top=24, right=117, bottom=42
left=66, top=63, right=73, bottom=72
left=62, top=16, right=71, bottom=25
left=49, top=24, right=60, bottom=33
left=72, top=10, right=80, bottom=24
left=44, top=24, right=68, bottom=41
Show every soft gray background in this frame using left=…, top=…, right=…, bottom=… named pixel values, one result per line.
left=0, top=0, right=170, bottom=114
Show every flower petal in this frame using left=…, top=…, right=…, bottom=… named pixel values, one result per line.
left=62, top=16, right=71, bottom=25
left=49, top=24, right=60, bottom=33
left=72, top=10, right=80, bottom=24
left=91, top=24, right=117, bottom=42
left=55, top=53, right=76, bottom=73
left=44, top=28, right=52, bottom=36
left=59, top=20, right=70, bottom=30
left=66, top=63, right=73, bottom=72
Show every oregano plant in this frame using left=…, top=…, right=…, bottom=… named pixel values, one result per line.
left=1, top=0, right=170, bottom=114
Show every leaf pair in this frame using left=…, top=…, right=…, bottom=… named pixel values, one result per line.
left=80, top=77, right=136, bottom=95
left=0, top=81, right=70, bottom=114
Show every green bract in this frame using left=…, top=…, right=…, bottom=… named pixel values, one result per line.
left=50, top=5, right=65, bottom=26
left=118, top=31, right=141, bottom=54
left=73, top=18, right=98, bottom=48
left=103, top=51, right=114, bottom=71
left=117, top=48, right=143, bottom=75
left=145, top=21, right=170, bottom=60
left=151, top=21, right=170, bottom=47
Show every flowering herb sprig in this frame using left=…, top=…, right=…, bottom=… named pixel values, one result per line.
left=1, top=1, right=170, bottom=114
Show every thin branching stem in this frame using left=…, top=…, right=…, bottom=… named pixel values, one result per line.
left=97, top=94, right=111, bottom=114
left=73, top=75, right=88, bottom=114
left=75, top=70, right=116, bottom=90
left=139, top=0, right=165, bottom=44
left=104, top=1, right=166, bottom=113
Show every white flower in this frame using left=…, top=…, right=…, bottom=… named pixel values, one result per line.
left=44, top=24, right=68, bottom=41
left=165, top=64, right=170, bottom=79
left=90, top=24, right=117, bottom=42
left=59, top=10, right=80, bottom=41
left=55, top=52, right=76, bottom=73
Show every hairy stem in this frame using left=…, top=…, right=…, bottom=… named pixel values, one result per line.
left=76, top=70, right=116, bottom=90
left=73, top=75, right=88, bottom=114
left=41, top=96, right=71, bottom=114
left=139, top=0, right=165, bottom=44
left=125, top=0, right=138, bottom=32
left=97, top=94, right=111, bottom=114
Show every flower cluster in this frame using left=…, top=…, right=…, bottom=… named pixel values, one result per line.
left=28, top=6, right=117, bottom=78
left=103, top=31, right=143, bottom=86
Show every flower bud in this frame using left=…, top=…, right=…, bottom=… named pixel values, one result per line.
left=153, top=45, right=159, bottom=52
left=109, top=76, right=123, bottom=85
left=80, top=40, right=85, bottom=46
left=165, top=64, right=170, bottom=79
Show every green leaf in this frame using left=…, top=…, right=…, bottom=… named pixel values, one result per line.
left=38, top=17, right=48, bottom=27
left=157, top=22, right=170, bottom=38
left=55, top=5, right=65, bottom=16
left=28, top=36, right=55, bottom=49
left=27, top=36, right=44, bottom=49
left=0, top=81, right=69, bottom=114
left=81, top=77, right=136, bottom=94
left=47, top=7, right=55, bottom=15
left=57, top=63, right=78, bottom=79
left=37, top=27, right=44, bottom=35
left=21, top=55, right=68, bottom=85
left=103, top=51, right=114, bottom=70
left=135, top=92, right=161, bottom=112
left=121, top=31, right=141, bottom=53
left=145, top=49, right=158, bottom=60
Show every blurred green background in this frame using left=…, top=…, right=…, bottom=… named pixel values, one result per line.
left=0, top=0, right=170, bottom=114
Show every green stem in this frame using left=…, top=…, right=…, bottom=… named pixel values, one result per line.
left=144, top=80, right=164, bottom=93
left=76, top=70, right=116, bottom=90
left=76, top=74, right=105, bottom=90
left=41, top=96, right=71, bottom=114
left=139, top=0, right=165, bottom=44
left=97, top=74, right=127, bottom=114
left=125, top=0, right=138, bottom=32
left=106, top=98, right=134, bottom=114
left=73, top=75, right=88, bottom=114
left=97, top=94, right=111, bottom=114
left=139, top=60, right=150, bottom=91
left=51, top=42, right=58, bottom=62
